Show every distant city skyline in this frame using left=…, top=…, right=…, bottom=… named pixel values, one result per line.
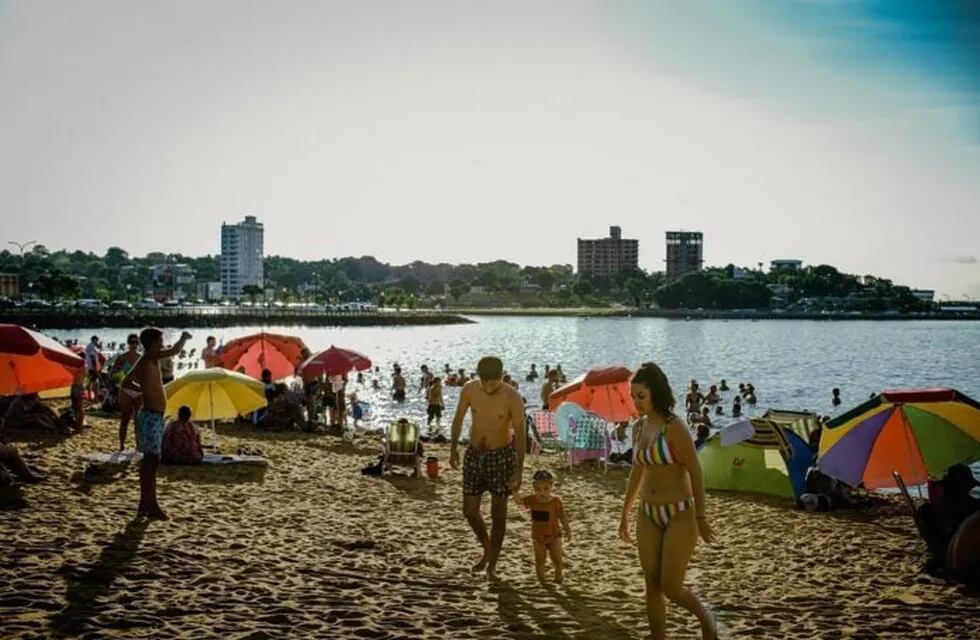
left=1, top=2, right=978, bottom=298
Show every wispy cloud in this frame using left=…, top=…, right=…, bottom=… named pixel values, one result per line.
left=940, top=255, right=978, bottom=264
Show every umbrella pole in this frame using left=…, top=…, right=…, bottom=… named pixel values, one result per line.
left=208, top=384, right=218, bottom=451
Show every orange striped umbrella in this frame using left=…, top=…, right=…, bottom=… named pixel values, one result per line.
left=0, top=324, right=85, bottom=394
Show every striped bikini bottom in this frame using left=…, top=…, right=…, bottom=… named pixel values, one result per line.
left=642, top=498, right=694, bottom=528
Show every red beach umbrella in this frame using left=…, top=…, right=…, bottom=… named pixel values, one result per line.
left=548, top=366, right=638, bottom=422
left=0, top=324, right=85, bottom=394
left=299, top=346, right=372, bottom=380
left=218, top=332, right=309, bottom=380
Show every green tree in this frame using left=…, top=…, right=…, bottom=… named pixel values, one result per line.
left=242, top=285, right=263, bottom=304
left=572, top=279, right=593, bottom=297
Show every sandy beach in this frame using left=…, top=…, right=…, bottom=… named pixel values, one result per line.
left=2, top=412, right=977, bottom=640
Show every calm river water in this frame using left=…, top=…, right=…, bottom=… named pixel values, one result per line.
left=52, top=317, right=980, bottom=431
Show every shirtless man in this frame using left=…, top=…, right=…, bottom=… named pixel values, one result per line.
left=450, top=356, right=526, bottom=582
left=121, top=327, right=191, bottom=520
left=202, top=336, right=220, bottom=368
left=540, top=369, right=559, bottom=410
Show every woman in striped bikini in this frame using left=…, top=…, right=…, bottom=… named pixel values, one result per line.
left=620, top=362, right=717, bottom=640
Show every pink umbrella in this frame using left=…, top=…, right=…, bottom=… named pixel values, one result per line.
left=298, top=346, right=372, bottom=379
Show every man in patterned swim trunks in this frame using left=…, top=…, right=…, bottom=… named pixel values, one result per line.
left=450, top=356, right=526, bottom=582
left=121, top=327, right=192, bottom=520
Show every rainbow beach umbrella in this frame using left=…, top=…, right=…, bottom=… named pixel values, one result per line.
left=818, top=388, right=980, bottom=489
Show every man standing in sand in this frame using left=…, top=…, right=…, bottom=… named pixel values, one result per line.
left=450, top=356, right=526, bottom=582
left=121, top=327, right=192, bottom=520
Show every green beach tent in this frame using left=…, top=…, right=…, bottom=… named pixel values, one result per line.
left=699, top=418, right=814, bottom=499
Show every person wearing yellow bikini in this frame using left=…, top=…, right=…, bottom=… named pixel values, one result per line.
left=620, top=362, right=718, bottom=640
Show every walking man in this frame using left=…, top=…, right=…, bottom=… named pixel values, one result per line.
left=450, top=356, right=526, bottom=582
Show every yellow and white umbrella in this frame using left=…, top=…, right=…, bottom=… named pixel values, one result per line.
left=164, top=368, right=268, bottom=446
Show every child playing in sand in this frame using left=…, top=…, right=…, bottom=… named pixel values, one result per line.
left=515, top=469, right=571, bottom=583
left=121, top=327, right=192, bottom=520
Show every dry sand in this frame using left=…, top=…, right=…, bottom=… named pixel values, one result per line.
left=2, top=413, right=978, bottom=640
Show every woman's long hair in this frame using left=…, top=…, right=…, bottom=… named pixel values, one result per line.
left=631, top=362, right=676, bottom=418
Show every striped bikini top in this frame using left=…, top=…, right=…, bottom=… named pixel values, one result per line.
left=634, top=427, right=676, bottom=466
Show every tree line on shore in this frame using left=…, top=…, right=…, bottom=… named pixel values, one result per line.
left=0, top=245, right=929, bottom=312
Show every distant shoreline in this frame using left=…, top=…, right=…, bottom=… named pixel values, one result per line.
left=454, top=307, right=980, bottom=321
left=2, top=307, right=977, bottom=329
left=0, top=309, right=475, bottom=329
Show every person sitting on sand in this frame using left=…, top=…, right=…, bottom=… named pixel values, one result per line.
left=112, top=333, right=143, bottom=451
left=719, top=379, right=729, bottom=392
left=259, top=384, right=307, bottom=432
left=427, top=377, right=445, bottom=431
left=621, top=362, right=717, bottom=639
left=540, top=369, right=559, bottom=411
left=918, top=464, right=980, bottom=569
left=2, top=394, right=70, bottom=434
left=392, top=366, right=406, bottom=403
left=525, top=364, right=539, bottom=382
left=514, top=469, right=571, bottom=583
left=161, top=405, right=203, bottom=465
left=831, top=387, right=841, bottom=407
left=0, top=407, right=45, bottom=484
left=450, top=356, right=526, bottom=583
left=732, top=396, right=743, bottom=418
left=305, top=377, right=324, bottom=427
left=609, top=421, right=634, bottom=464
left=120, top=327, right=193, bottom=520
left=703, top=385, right=720, bottom=405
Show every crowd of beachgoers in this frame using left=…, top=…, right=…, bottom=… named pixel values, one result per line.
left=2, top=325, right=978, bottom=640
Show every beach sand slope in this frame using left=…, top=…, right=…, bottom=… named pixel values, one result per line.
left=1, top=416, right=977, bottom=639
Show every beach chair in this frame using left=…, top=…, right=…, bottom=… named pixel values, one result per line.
left=383, top=419, right=422, bottom=476
left=567, top=414, right=611, bottom=471
left=530, top=410, right=564, bottom=453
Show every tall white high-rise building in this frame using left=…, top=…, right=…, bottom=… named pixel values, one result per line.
left=221, top=215, right=264, bottom=298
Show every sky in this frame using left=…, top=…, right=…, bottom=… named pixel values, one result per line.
left=1, top=1, right=978, bottom=298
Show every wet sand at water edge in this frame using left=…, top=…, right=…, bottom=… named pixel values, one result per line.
left=1, top=413, right=978, bottom=639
